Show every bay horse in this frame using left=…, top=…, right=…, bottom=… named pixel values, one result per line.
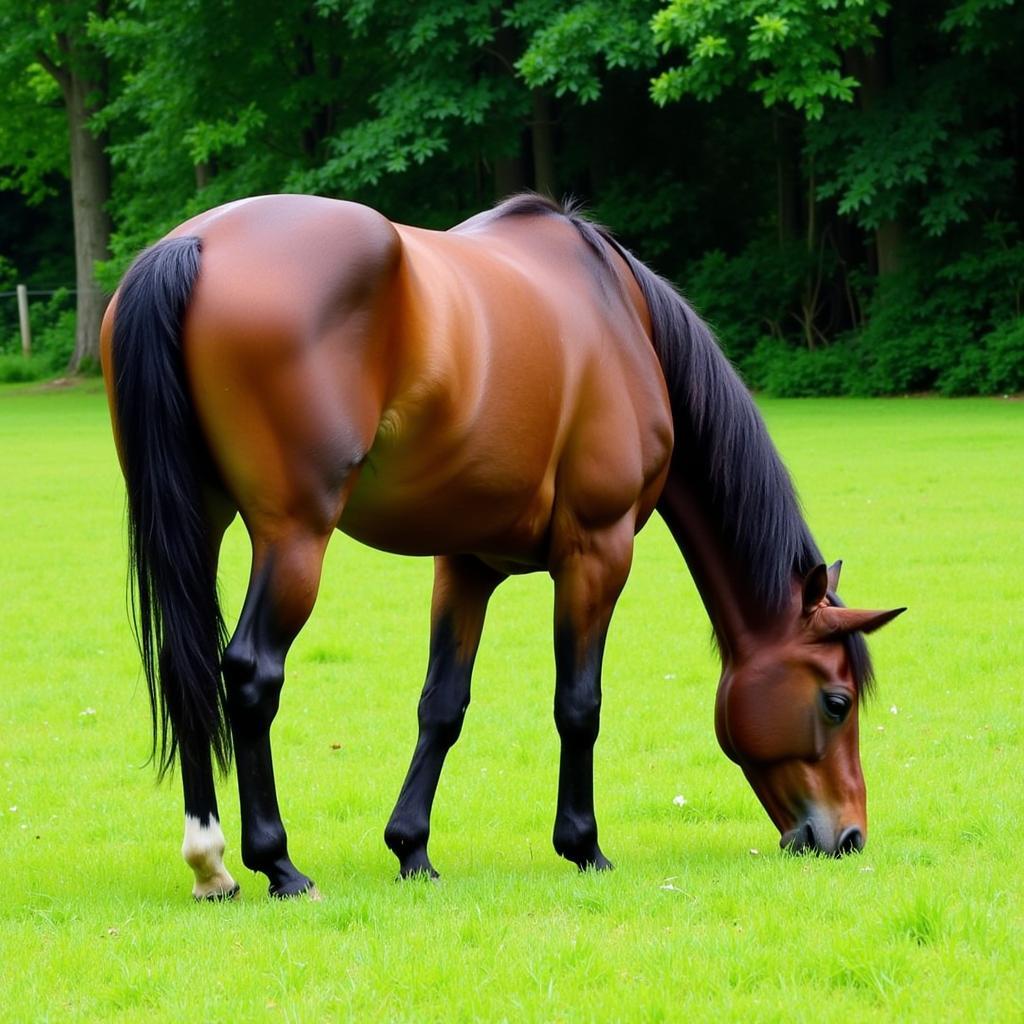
left=100, top=193, right=903, bottom=900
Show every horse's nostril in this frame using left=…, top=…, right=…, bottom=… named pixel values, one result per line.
left=836, top=826, right=864, bottom=855
left=781, top=819, right=818, bottom=854
left=801, top=820, right=817, bottom=850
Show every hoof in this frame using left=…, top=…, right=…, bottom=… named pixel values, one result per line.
left=579, top=852, right=614, bottom=873
left=194, top=882, right=240, bottom=902
left=397, top=864, right=440, bottom=882
left=192, top=875, right=240, bottom=901
left=396, top=846, right=439, bottom=881
left=268, top=874, right=317, bottom=899
left=558, top=845, right=613, bottom=872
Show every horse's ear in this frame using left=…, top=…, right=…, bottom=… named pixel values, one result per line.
left=818, top=606, right=907, bottom=635
left=802, top=564, right=829, bottom=613
left=827, top=560, right=842, bottom=593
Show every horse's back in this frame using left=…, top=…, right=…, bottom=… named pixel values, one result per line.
left=107, top=193, right=672, bottom=562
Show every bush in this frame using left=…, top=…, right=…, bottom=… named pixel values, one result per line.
left=936, top=318, right=1024, bottom=396
left=685, top=219, right=1024, bottom=396
left=0, top=353, right=54, bottom=383
left=742, top=338, right=852, bottom=396
left=32, top=305, right=77, bottom=369
left=1, top=284, right=76, bottom=369
left=684, top=239, right=818, bottom=361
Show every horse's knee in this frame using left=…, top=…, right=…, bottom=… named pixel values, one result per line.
left=554, top=691, right=601, bottom=746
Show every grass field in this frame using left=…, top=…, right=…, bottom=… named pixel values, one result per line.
left=1, top=382, right=1021, bottom=1022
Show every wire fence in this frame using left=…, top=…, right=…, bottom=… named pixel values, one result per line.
left=1, top=285, right=77, bottom=359
left=0, top=288, right=78, bottom=297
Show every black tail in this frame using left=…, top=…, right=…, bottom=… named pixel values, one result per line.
left=112, top=236, right=231, bottom=777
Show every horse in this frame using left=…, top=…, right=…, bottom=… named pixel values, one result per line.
left=100, top=192, right=903, bottom=900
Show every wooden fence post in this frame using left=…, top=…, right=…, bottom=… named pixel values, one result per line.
left=16, top=284, right=32, bottom=357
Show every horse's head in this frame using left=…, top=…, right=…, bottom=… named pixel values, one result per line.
left=715, top=562, right=903, bottom=855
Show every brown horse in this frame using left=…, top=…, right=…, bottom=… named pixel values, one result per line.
left=101, top=193, right=903, bottom=900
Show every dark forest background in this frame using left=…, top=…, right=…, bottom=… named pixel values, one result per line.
left=2, top=0, right=1022, bottom=395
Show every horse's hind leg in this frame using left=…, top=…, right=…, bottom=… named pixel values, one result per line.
left=180, top=495, right=238, bottom=900
left=181, top=746, right=238, bottom=900
left=385, top=554, right=505, bottom=878
left=223, top=528, right=331, bottom=898
left=549, top=519, right=634, bottom=871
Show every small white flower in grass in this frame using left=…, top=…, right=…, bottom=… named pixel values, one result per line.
left=860, top=866, right=874, bottom=873
left=889, top=705, right=898, bottom=715
left=9, top=806, right=16, bottom=813
left=664, top=673, right=677, bottom=681
left=673, top=794, right=687, bottom=807
left=79, top=707, right=96, bottom=717
left=749, top=849, right=760, bottom=856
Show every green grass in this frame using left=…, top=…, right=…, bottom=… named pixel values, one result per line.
left=1, top=383, right=1021, bottom=1022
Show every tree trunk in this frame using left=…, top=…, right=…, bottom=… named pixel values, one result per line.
left=494, top=151, right=525, bottom=200
left=846, top=40, right=903, bottom=276
left=530, top=91, right=556, bottom=197
left=773, top=111, right=800, bottom=245
left=875, top=219, right=905, bottom=277
left=38, top=29, right=113, bottom=375
left=64, top=71, right=111, bottom=372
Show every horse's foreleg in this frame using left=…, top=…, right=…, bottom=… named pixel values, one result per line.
left=549, top=521, right=634, bottom=871
left=385, top=554, right=504, bottom=879
left=223, top=530, right=330, bottom=898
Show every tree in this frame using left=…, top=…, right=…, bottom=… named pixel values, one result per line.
left=0, top=2, right=114, bottom=372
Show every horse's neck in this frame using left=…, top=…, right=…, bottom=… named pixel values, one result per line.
left=657, top=463, right=777, bottom=663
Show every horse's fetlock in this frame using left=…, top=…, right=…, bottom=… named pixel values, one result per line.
left=241, top=825, right=288, bottom=873
left=385, top=817, right=429, bottom=856
left=553, top=815, right=598, bottom=862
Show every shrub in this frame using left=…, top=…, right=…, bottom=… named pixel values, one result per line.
left=742, top=338, right=852, bottom=397
left=684, top=239, right=817, bottom=361
left=0, top=353, right=54, bottom=383
left=936, top=318, right=1024, bottom=396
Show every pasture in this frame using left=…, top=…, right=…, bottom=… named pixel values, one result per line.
left=1, top=383, right=1020, bottom=1021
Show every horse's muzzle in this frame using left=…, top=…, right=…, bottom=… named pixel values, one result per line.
left=781, top=818, right=865, bottom=856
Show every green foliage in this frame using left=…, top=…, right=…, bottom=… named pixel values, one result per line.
left=743, top=337, right=850, bottom=396
left=936, top=318, right=1024, bottom=397
left=651, top=0, right=887, bottom=118
left=743, top=227, right=1024, bottom=396
left=0, top=352, right=54, bottom=382
left=809, top=66, right=1013, bottom=236
left=1, top=0, right=1022, bottom=394
left=682, top=239, right=821, bottom=359
left=516, top=0, right=659, bottom=101
left=1, top=283, right=76, bottom=379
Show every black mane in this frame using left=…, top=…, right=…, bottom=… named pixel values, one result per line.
left=490, top=194, right=873, bottom=692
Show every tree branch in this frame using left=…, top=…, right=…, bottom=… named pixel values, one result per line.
left=35, top=49, right=70, bottom=93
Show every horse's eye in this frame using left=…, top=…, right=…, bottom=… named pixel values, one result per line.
left=822, top=692, right=852, bottom=724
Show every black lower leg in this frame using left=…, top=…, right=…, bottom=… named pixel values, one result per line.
left=224, top=641, right=314, bottom=898
left=552, top=626, right=612, bottom=871
left=385, top=615, right=472, bottom=879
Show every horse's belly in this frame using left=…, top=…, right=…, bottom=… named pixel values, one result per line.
left=338, top=456, right=555, bottom=562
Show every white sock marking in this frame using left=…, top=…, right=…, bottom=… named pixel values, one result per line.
left=182, top=815, right=237, bottom=900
